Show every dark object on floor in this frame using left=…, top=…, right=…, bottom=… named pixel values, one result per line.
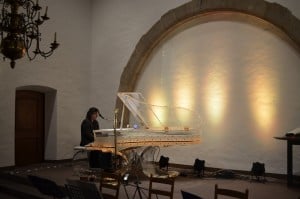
left=159, top=155, right=169, bottom=170
left=181, top=190, right=203, bottom=199
left=193, top=159, right=205, bottom=177
left=215, top=170, right=235, bottom=179
left=251, top=162, right=266, bottom=182
left=28, top=175, right=66, bottom=199
left=89, top=150, right=112, bottom=170
left=77, top=180, right=103, bottom=199
left=65, top=183, right=85, bottom=199
left=214, top=184, right=249, bottom=199
left=66, top=179, right=103, bottom=199
left=180, top=172, right=188, bottom=177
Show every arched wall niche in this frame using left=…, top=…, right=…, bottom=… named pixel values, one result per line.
left=15, top=85, right=57, bottom=161
left=16, top=85, right=57, bottom=93
left=116, top=0, right=300, bottom=125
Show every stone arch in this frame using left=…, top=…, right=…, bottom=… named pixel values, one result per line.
left=116, top=0, right=300, bottom=125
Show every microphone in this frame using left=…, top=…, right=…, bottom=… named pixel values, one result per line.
left=98, top=113, right=113, bottom=121
left=98, top=112, right=105, bottom=120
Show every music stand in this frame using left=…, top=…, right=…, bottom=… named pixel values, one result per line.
left=122, top=174, right=148, bottom=199
left=113, top=109, right=118, bottom=170
left=122, top=150, right=149, bottom=199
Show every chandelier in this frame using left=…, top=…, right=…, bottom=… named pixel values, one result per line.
left=0, top=0, right=59, bottom=68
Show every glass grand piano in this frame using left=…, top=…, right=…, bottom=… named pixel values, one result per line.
left=85, top=92, right=203, bottom=153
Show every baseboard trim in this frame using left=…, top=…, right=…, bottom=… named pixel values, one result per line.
left=1, top=158, right=299, bottom=182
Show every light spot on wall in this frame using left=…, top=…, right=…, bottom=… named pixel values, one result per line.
left=148, top=87, right=167, bottom=128
left=135, top=12, right=300, bottom=173
left=205, top=64, right=228, bottom=125
left=172, top=62, right=195, bottom=124
left=247, top=64, right=278, bottom=134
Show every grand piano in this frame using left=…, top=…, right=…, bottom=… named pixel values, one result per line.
left=74, top=92, right=203, bottom=178
left=84, top=92, right=202, bottom=154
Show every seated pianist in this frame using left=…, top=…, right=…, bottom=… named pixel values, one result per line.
left=80, top=107, right=113, bottom=170
left=80, top=107, right=104, bottom=146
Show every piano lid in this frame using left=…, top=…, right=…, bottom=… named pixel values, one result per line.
left=117, top=92, right=203, bottom=132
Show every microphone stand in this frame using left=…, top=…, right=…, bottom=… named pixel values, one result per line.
left=113, top=109, right=118, bottom=170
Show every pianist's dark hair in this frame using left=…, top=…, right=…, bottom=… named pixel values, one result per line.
left=86, top=107, right=99, bottom=121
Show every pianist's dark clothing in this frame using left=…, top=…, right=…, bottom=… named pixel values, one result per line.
left=80, top=119, right=99, bottom=146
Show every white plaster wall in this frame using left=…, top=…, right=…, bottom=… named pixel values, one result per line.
left=0, top=0, right=92, bottom=166
left=90, top=0, right=300, bottom=124
left=1, top=0, right=299, bottom=169
left=90, top=0, right=300, bottom=173
left=135, top=13, right=300, bottom=174
left=90, top=0, right=190, bottom=126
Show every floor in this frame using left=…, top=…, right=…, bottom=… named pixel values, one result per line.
left=1, top=161, right=300, bottom=199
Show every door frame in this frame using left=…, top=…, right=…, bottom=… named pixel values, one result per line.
left=15, top=90, right=45, bottom=165
left=15, top=85, right=57, bottom=164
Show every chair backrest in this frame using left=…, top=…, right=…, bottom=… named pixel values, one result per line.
left=214, top=184, right=249, bottom=199
left=100, top=172, right=121, bottom=199
left=148, top=175, right=175, bottom=199
left=28, top=175, right=66, bottom=198
left=181, top=190, right=203, bottom=199
left=65, top=183, right=85, bottom=199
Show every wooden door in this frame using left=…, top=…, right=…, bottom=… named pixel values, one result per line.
left=15, top=90, right=45, bottom=166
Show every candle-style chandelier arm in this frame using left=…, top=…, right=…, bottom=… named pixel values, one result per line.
left=23, top=21, right=39, bottom=60
left=0, top=0, right=59, bottom=68
left=25, top=0, right=38, bottom=20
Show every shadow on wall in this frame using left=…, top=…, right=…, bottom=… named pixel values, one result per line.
left=16, top=85, right=57, bottom=160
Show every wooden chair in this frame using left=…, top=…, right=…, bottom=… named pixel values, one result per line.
left=100, top=172, right=121, bottom=199
left=214, top=184, right=249, bottom=199
left=148, top=174, right=175, bottom=199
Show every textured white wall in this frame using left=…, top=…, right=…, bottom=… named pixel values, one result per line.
left=90, top=0, right=300, bottom=124
left=1, top=0, right=300, bottom=169
left=90, top=0, right=300, bottom=173
left=0, top=0, right=92, bottom=166
left=90, top=0, right=190, bottom=126
left=136, top=13, right=300, bottom=174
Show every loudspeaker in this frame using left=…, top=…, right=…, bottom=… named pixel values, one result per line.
left=193, top=159, right=205, bottom=177
left=251, top=162, right=266, bottom=182
left=159, top=155, right=169, bottom=170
